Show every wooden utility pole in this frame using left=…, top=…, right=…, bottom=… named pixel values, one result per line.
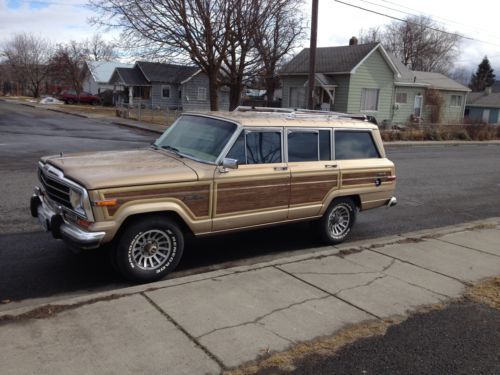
left=307, top=0, right=319, bottom=110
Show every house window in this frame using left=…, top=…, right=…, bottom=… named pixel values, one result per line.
left=360, top=88, right=379, bottom=111
left=197, top=87, right=207, bottom=101
left=450, top=95, right=462, bottom=107
left=162, top=85, right=171, bottom=98
left=395, top=92, right=407, bottom=104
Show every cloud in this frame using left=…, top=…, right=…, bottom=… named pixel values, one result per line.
left=0, top=0, right=118, bottom=45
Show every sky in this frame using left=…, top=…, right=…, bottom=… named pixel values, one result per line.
left=1, top=0, right=500, bottom=76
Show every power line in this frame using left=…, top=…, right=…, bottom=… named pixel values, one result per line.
left=333, top=0, right=500, bottom=48
left=372, top=0, right=500, bottom=39
left=334, top=0, right=473, bottom=40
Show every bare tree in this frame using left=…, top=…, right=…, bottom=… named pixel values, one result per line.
left=449, top=66, right=472, bottom=87
left=49, top=41, right=88, bottom=100
left=89, top=0, right=305, bottom=110
left=89, top=0, right=231, bottom=110
left=359, top=26, right=382, bottom=44
left=219, top=0, right=262, bottom=110
left=2, top=33, right=52, bottom=97
left=254, top=0, right=306, bottom=105
left=358, top=16, right=459, bottom=74
left=82, top=34, right=118, bottom=61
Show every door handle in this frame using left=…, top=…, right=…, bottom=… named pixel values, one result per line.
left=274, top=166, right=288, bottom=171
left=324, top=164, right=338, bottom=168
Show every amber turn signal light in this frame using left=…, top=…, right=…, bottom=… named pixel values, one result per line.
left=93, top=199, right=118, bottom=207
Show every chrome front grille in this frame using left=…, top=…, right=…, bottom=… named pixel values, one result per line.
left=38, top=166, right=72, bottom=209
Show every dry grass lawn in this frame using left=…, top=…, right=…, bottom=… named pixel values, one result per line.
left=225, top=276, right=500, bottom=375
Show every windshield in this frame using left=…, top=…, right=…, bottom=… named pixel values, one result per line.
left=154, top=115, right=237, bottom=163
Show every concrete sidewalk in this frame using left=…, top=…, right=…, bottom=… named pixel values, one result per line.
left=1, top=218, right=499, bottom=374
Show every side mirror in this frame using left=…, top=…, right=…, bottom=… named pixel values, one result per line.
left=221, top=157, right=239, bottom=170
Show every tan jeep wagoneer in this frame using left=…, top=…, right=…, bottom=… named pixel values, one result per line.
left=30, top=108, right=397, bottom=282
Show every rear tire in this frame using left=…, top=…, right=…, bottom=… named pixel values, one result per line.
left=319, top=198, right=357, bottom=245
left=115, top=216, right=184, bottom=283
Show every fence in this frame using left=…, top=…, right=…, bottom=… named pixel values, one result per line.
left=115, top=100, right=181, bottom=126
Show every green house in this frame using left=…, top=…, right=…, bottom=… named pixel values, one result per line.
left=280, top=42, right=470, bottom=125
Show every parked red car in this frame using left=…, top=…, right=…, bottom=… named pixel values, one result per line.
left=58, top=90, right=101, bottom=105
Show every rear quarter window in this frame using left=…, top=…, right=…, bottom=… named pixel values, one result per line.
left=335, top=130, right=380, bottom=160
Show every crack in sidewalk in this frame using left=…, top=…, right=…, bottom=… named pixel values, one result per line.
left=366, top=248, right=471, bottom=286
left=275, top=266, right=383, bottom=320
left=196, top=295, right=331, bottom=340
left=140, top=292, right=226, bottom=371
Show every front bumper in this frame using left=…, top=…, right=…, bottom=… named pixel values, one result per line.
left=30, top=190, right=105, bottom=250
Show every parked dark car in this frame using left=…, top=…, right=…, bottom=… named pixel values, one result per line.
left=58, top=90, right=101, bottom=105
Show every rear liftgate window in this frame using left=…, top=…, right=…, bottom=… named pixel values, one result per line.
left=335, top=131, right=380, bottom=160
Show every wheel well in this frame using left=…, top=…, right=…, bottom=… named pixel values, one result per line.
left=115, top=211, right=193, bottom=239
left=334, top=195, right=361, bottom=210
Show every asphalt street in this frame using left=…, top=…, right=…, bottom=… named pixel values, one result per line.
left=255, top=302, right=500, bottom=375
left=1, top=101, right=499, bottom=304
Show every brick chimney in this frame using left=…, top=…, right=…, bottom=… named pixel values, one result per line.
left=349, top=36, right=358, bottom=46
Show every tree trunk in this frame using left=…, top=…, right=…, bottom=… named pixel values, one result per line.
left=208, top=71, right=219, bottom=111
left=228, top=82, right=242, bottom=111
left=265, top=75, right=277, bottom=106
left=32, top=84, right=40, bottom=98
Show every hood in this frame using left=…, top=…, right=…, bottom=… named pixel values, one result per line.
left=43, top=148, right=199, bottom=189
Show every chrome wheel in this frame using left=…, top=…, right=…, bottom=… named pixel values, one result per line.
left=319, top=198, right=355, bottom=244
left=327, top=203, right=351, bottom=238
left=130, top=229, right=173, bottom=271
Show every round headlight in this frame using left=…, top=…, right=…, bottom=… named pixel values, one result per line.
left=69, top=189, right=83, bottom=210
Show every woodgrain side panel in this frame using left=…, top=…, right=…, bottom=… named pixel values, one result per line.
left=104, top=185, right=210, bottom=217
left=342, top=170, right=393, bottom=187
left=216, top=178, right=289, bottom=215
left=290, top=174, right=338, bottom=205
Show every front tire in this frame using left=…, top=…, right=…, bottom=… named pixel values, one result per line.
left=319, top=198, right=357, bottom=245
left=115, top=217, right=184, bottom=283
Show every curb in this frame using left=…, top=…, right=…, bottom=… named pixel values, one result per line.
left=384, top=140, right=500, bottom=147
left=2, top=99, right=499, bottom=143
left=112, top=121, right=163, bottom=134
left=1, top=217, right=498, bottom=320
left=46, top=108, right=89, bottom=118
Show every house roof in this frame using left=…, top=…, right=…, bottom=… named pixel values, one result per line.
left=396, top=71, right=470, bottom=92
left=110, top=66, right=149, bottom=86
left=280, top=43, right=381, bottom=74
left=303, top=73, right=338, bottom=88
left=136, top=61, right=199, bottom=84
left=466, top=91, right=500, bottom=108
left=388, top=53, right=470, bottom=92
left=86, top=61, right=133, bottom=83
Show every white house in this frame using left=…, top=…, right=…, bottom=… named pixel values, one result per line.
left=83, top=61, right=133, bottom=94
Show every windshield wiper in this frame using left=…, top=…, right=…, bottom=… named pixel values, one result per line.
left=161, top=145, right=183, bottom=157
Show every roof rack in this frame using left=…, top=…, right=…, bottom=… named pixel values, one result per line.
left=233, top=106, right=378, bottom=125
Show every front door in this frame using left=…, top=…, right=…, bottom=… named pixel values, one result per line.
left=212, top=128, right=290, bottom=231
left=482, top=109, right=490, bottom=123
left=414, top=95, right=423, bottom=117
